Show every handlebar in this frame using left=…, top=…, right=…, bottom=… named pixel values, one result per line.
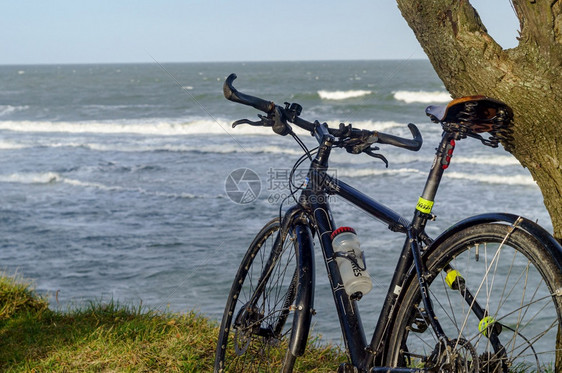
left=377, top=123, right=422, bottom=151
left=223, top=74, right=275, bottom=114
left=223, top=73, right=423, bottom=152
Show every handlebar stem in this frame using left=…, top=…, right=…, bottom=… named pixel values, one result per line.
left=314, top=122, right=334, bottom=145
left=312, top=126, right=335, bottom=171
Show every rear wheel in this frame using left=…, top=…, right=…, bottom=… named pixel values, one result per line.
left=386, top=223, right=562, bottom=372
left=215, top=218, right=299, bottom=372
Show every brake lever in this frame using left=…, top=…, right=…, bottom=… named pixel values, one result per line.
left=364, top=147, right=389, bottom=168
left=232, top=114, right=272, bottom=128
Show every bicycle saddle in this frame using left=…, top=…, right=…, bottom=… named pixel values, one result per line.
left=426, top=95, right=513, bottom=133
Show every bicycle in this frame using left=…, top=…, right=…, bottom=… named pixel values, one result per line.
left=214, top=73, right=562, bottom=372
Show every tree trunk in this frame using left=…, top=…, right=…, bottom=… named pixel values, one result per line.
left=396, top=0, right=562, bottom=242
left=396, top=1, right=562, bottom=370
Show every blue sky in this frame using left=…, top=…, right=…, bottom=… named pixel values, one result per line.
left=1, top=1, right=519, bottom=65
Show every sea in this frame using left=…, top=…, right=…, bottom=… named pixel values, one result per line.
left=0, top=60, right=550, bottom=344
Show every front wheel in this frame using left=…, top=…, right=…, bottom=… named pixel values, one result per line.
left=215, top=218, right=300, bottom=373
left=386, top=222, right=562, bottom=372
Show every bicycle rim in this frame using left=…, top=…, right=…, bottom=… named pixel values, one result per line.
left=215, top=218, right=298, bottom=372
left=386, top=223, right=562, bottom=372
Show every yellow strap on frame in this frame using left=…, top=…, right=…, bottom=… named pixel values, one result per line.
left=416, top=197, right=434, bottom=214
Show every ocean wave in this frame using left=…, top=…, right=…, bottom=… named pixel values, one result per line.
left=0, top=119, right=405, bottom=137
left=0, top=137, right=308, bottom=155
left=63, top=179, right=211, bottom=199
left=454, top=155, right=519, bottom=166
left=337, top=168, right=422, bottom=178
left=80, top=143, right=307, bottom=156
left=62, top=178, right=123, bottom=191
left=318, top=90, right=372, bottom=100
left=331, top=154, right=520, bottom=168
left=393, top=90, right=451, bottom=104
left=0, top=172, right=61, bottom=184
left=0, top=171, right=214, bottom=199
left=0, top=119, right=241, bottom=136
left=0, top=105, right=28, bottom=117
left=82, top=104, right=161, bottom=111
left=319, top=166, right=533, bottom=187
left=447, top=172, right=535, bottom=186
left=0, top=141, right=28, bottom=150
left=351, top=120, right=403, bottom=131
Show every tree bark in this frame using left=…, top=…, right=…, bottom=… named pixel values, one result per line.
left=396, top=0, right=562, bottom=241
left=396, top=1, right=562, bottom=370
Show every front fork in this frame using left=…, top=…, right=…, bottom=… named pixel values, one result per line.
left=288, top=222, right=316, bottom=357
left=279, top=206, right=316, bottom=358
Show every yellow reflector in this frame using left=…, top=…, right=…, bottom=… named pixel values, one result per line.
left=445, top=269, right=462, bottom=289
left=479, top=316, right=497, bottom=337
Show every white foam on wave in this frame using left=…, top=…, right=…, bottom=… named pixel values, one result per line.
left=0, top=141, right=28, bottom=150
left=351, top=120, right=403, bottom=131
left=0, top=172, right=61, bottom=184
left=0, top=119, right=313, bottom=137
left=447, top=172, right=536, bottom=186
left=0, top=118, right=285, bottom=137
left=0, top=119, right=235, bottom=136
left=0, top=105, right=28, bottom=117
left=62, top=178, right=122, bottom=191
left=83, top=143, right=306, bottom=156
left=0, top=118, right=406, bottom=137
left=337, top=168, right=422, bottom=178
left=454, top=155, right=520, bottom=166
left=0, top=138, right=308, bottom=155
left=332, top=153, right=521, bottom=169
left=318, top=90, right=372, bottom=100
left=394, top=90, right=451, bottom=104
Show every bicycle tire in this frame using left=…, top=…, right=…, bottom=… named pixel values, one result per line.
left=215, top=218, right=300, bottom=373
left=385, top=222, right=562, bottom=372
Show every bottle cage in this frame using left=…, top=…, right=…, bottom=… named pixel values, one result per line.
left=426, top=96, right=514, bottom=149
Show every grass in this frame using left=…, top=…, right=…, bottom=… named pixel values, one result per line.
left=0, top=274, right=344, bottom=372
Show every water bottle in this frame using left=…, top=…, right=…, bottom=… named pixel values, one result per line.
left=331, top=227, right=373, bottom=300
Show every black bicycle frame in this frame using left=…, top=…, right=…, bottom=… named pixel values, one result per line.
left=287, top=123, right=458, bottom=370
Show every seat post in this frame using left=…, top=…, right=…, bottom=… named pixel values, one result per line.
left=412, top=131, right=457, bottom=229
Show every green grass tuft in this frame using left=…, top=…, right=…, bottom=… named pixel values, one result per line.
left=0, top=274, right=345, bottom=372
left=0, top=274, right=48, bottom=320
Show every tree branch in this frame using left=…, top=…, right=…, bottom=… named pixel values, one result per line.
left=512, top=0, right=557, bottom=45
left=396, top=0, right=501, bottom=55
